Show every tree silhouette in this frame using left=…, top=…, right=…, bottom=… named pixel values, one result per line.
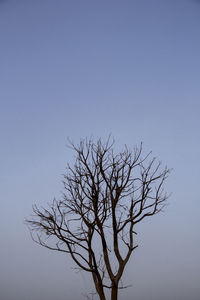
left=26, top=137, right=170, bottom=300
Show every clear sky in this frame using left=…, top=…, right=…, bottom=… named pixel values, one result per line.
left=0, top=0, right=200, bottom=299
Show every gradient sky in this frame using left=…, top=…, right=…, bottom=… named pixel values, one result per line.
left=0, top=0, right=200, bottom=299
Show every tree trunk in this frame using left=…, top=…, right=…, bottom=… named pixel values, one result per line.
left=91, top=271, right=106, bottom=300
left=98, top=291, right=106, bottom=300
left=111, top=285, right=118, bottom=300
left=95, top=281, right=106, bottom=300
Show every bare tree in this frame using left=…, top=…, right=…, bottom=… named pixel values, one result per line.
left=26, top=137, right=170, bottom=300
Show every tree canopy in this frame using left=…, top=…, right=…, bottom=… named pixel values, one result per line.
left=26, top=137, right=170, bottom=300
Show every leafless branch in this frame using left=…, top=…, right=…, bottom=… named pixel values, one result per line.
left=25, top=137, right=171, bottom=300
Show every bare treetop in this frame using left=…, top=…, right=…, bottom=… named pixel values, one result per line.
left=26, top=137, right=170, bottom=300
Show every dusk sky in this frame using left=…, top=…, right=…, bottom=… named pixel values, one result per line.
left=0, top=0, right=200, bottom=299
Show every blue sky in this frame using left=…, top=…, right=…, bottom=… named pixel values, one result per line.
left=0, top=0, right=200, bottom=299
